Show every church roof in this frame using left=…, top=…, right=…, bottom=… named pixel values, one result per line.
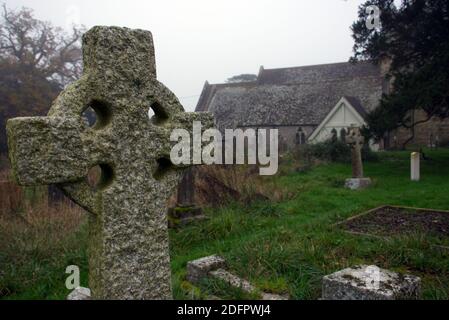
left=342, top=96, right=368, bottom=119
left=257, top=61, right=381, bottom=85
left=195, top=61, right=383, bottom=130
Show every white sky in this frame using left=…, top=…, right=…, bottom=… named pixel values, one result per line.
left=4, top=0, right=364, bottom=111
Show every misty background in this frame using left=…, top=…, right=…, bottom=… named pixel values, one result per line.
left=4, top=0, right=363, bottom=111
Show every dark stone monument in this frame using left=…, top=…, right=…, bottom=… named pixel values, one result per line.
left=168, top=167, right=206, bottom=228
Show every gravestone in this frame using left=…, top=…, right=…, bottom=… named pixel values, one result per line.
left=177, top=168, right=195, bottom=206
left=7, top=26, right=213, bottom=299
left=411, top=152, right=420, bottom=181
left=322, top=265, right=421, bottom=300
left=186, top=255, right=227, bottom=284
left=187, top=255, right=289, bottom=300
left=344, top=127, right=372, bottom=190
left=168, top=167, right=205, bottom=228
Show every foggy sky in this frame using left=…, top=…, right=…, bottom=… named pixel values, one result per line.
left=4, top=0, right=363, bottom=111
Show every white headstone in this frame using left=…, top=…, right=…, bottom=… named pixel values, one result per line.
left=411, top=152, right=420, bottom=181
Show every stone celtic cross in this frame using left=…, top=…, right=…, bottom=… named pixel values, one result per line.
left=346, top=126, right=365, bottom=178
left=7, top=26, right=213, bottom=299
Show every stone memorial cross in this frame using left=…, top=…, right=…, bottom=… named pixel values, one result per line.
left=7, top=26, right=213, bottom=299
left=344, top=126, right=372, bottom=190
left=346, top=126, right=365, bottom=178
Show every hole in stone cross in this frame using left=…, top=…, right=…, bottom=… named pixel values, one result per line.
left=87, top=164, right=114, bottom=190
left=82, top=107, right=96, bottom=127
left=148, top=102, right=169, bottom=125
left=153, top=158, right=174, bottom=181
left=82, top=100, right=112, bottom=129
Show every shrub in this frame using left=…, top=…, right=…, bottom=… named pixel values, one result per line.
left=194, top=165, right=293, bottom=207
left=299, top=139, right=378, bottom=163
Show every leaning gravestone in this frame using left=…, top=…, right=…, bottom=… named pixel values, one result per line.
left=344, top=126, right=372, bottom=190
left=7, top=26, right=213, bottom=299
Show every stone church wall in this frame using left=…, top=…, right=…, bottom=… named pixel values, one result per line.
left=237, top=125, right=316, bottom=152
left=388, top=109, right=449, bottom=149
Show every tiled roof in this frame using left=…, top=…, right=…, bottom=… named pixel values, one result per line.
left=196, top=61, right=383, bottom=130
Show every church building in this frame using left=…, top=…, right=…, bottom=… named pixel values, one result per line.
left=195, top=61, right=449, bottom=151
left=196, top=61, right=383, bottom=151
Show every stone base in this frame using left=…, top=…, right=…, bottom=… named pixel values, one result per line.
left=345, top=178, right=372, bottom=190
left=186, top=255, right=227, bottom=283
left=67, top=287, right=91, bottom=300
left=209, top=269, right=289, bottom=300
left=168, top=205, right=206, bottom=228
left=209, top=269, right=256, bottom=294
left=186, top=255, right=289, bottom=300
left=322, top=265, right=421, bottom=300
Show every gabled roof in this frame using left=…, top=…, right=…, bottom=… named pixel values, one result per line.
left=307, top=96, right=367, bottom=142
left=195, top=81, right=257, bottom=112
left=196, top=61, right=383, bottom=131
left=343, top=96, right=368, bottom=119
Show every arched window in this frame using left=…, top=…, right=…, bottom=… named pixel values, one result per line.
left=340, top=128, right=347, bottom=143
left=331, top=128, right=338, bottom=142
left=296, top=127, right=306, bottom=145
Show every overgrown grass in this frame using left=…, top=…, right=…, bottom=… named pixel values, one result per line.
left=0, top=200, right=89, bottom=300
left=2, top=149, right=449, bottom=299
left=170, top=148, right=449, bottom=300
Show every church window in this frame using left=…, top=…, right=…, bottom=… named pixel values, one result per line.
left=340, top=128, right=347, bottom=143
left=296, top=127, right=306, bottom=145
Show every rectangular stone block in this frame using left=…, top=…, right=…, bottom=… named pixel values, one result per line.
left=209, top=269, right=256, bottom=294
left=322, top=265, right=421, bottom=300
left=186, top=255, right=226, bottom=284
left=209, top=269, right=289, bottom=300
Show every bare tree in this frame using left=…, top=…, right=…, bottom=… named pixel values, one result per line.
left=0, top=4, right=85, bottom=154
left=0, top=3, right=84, bottom=87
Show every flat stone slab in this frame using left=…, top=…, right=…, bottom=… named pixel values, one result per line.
left=67, top=287, right=91, bottom=300
left=261, top=293, right=290, bottom=300
left=322, top=265, right=421, bottom=300
left=345, top=178, right=372, bottom=190
left=187, top=256, right=289, bottom=300
left=210, top=269, right=256, bottom=294
left=186, top=255, right=226, bottom=283
left=209, top=269, right=289, bottom=300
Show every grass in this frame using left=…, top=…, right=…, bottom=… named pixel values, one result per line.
left=170, top=148, right=449, bottom=300
left=0, top=183, right=89, bottom=300
left=1, top=149, right=449, bottom=299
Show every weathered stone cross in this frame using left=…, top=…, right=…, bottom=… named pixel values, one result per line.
left=7, top=26, right=213, bottom=299
left=344, top=126, right=372, bottom=190
left=346, top=126, right=365, bottom=178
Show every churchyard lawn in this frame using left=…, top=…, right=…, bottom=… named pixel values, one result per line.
left=2, top=149, right=449, bottom=299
